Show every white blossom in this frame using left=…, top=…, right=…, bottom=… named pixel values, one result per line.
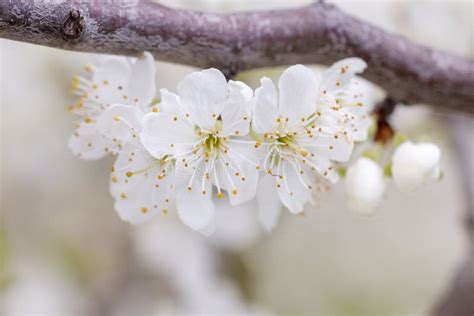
left=345, top=157, right=386, bottom=215
left=140, top=69, right=259, bottom=234
left=253, top=60, right=371, bottom=230
left=392, top=141, right=441, bottom=192
left=68, top=52, right=155, bottom=160
left=98, top=104, right=174, bottom=224
left=72, top=52, right=172, bottom=224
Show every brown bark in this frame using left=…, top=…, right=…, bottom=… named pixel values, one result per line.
left=0, top=0, right=473, bottom=113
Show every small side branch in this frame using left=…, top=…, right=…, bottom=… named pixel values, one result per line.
left=0, top=0, right=473, bottom=113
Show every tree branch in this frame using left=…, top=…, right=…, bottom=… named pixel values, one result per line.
left=0, top=0, right=473, bottom=113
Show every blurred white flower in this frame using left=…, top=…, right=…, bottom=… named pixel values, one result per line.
left=140, top=69, right=259, bottom=234
left=392, top=141, right=441, bottom=193
left=4, top=262, right=90, bottom=315
left=210, top=197, right=261, bottom=251
left=133, top=221, right=269, bottom=315
left=253, top=60, right=372, bottom=229
left=345, top=157, right=386, bottom=215
left=68, top=52, right=155, bottom=160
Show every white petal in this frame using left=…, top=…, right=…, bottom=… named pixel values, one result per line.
left=176, top=185, right=215, bottom=232
left=68, top=122, right=116, bottom=160
left=92, top=57, right=133, bottom=106
left=228, top=80, right=253, bottom=109
left=345, top=158, right=385, bottom=215
left=321, top=57, right=367, bottom=91
left=140, top=112, right=195, bottom=159
left=308, top=132, right=354, bottom=162
left=198, top=220, right=216, bottom=236
left=392, top=141, right=441, bottom=193
left=110, top=149, right=173, bottom=224
left=317, top=83, right=372, bottom=143
left=257, top=175, right=282, bottom=232
left=97, top=104, right=143, bottom=144
left=211, top=139, right=260, bottom=205
left=177, top=68, right=228, bottom=129
left=211, top=198, right=260, bottom=250
left=278, top=65, right=319, bottom=127
left=159, top=88, right=181, bottom=114
left=276, top=160, right=314, bottom=214
left=220, top=80, right=252, bottom=137
left=307, top=156, right=339, bottom=183
left=252, top=77, right=279, bottom=134
left=128, top=52, right=156, bottom=109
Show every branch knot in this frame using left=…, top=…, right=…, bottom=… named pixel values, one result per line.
left=62, top=10, right=85, bottom=41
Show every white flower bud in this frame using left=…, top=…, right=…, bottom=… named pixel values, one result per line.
left=345, top=157, right=385, bottom=215
left=392, top=141, right=441, bottom=193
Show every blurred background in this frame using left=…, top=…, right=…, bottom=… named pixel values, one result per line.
left=1, top=1, right=473, bottom=315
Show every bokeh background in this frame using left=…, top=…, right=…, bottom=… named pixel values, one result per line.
left=1, top=1, right=473, bottom=315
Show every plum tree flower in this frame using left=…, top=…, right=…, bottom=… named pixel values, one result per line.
left=68, top=52, right=156, bottom=160
left=345, top=157, right=386, bottom=215
left=252, top=62, right=371, bottom=230
left=69, top=51, right=172, bottom=224
left=392, top=141, right=441, bottom=192
left=65, top=52, right=441, bottom=234
left=140, top=69, right=259, bottom=234
left=97, top=104, right=174, bottom=224
left=316, top=58, right=372, bottom=142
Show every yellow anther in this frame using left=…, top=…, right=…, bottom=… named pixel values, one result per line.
left=232, top=188, right=238, bottom=196
left=126, top=171, right=134, bottom=177
left=141, top=207, right=148, bottom=214
left=84, top=64, right=94, bottom=73
left=151, top=106, right=159, bottom=112
left=113, top=115, right=121, bottom=122
left=120, top=192, right=127, bottom=199
left=111, top=176, right=118, bottom=183
left=217, top=192, right=224, bottom=199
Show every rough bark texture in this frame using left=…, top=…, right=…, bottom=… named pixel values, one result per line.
left=1, top=0, right=473, bottom=113
left=433, top=116, right=474, bottom=316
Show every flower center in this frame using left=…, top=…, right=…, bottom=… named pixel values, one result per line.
left=202, top=133, right=224, bottom=154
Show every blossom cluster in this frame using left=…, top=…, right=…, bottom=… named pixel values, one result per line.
left=68, top=52, right=441, bottom=234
